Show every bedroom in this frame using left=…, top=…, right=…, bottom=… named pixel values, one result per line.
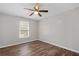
left=0, top=3, right=79, bottom=56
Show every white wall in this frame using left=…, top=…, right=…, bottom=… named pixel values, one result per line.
left=0, top=13, right=38, bottom=48
left=39, top=7, right=79, bottom=52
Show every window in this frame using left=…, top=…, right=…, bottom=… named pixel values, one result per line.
left=19, top=21, right=29, bottom=38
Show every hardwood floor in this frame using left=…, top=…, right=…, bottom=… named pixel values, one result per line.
left=0, top=40, right=79, bottom=56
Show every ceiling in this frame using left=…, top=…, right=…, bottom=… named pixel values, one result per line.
left=0, top=3, right=79, bottom=20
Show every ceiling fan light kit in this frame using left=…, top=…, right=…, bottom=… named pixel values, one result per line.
left=34, top=11, right=39, bottom=15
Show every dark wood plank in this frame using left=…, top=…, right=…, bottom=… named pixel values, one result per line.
left=0, top=40, right=79, bottom=56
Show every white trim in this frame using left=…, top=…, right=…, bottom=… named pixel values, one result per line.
left=39, top=39, right=79, bottom=53
left=0, top=40, right=36, bottom=48
left=0, top=39, right=79, bottom=53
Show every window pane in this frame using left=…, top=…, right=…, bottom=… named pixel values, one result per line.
left=19, top=21, right=29, bottom=38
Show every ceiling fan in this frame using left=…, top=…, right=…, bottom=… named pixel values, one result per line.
left=24, top=3, right=48, bottom=17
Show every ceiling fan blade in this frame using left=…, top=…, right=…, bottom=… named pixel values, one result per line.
left=24, top=8, right=34, bottom=11
left=38, top=13, right=42, bottom=17
left=29, top=12, right=34, bottom=16
left=39, top=10, right=48, bottom=12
